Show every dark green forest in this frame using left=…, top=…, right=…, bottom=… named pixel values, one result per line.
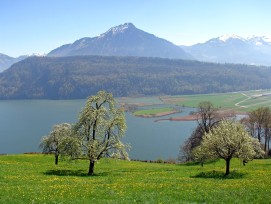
left=0, top=55, right=270, bottom=99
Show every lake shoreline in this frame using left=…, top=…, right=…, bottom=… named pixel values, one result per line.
left=134, top=110, right=180, bottom=118
left=154, top=114, right=198, bottom=122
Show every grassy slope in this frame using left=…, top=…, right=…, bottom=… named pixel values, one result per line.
left=1, top=154, right=271, bottom=203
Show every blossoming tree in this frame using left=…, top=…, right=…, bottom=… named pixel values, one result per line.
left=193, top=120, right=264, bottom=175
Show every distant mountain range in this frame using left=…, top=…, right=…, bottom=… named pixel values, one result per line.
left=0, top=54, right=27, bottom=72
left=181, top=34, right=271, bottom=65
left=1, top=23, right=271, bottom=72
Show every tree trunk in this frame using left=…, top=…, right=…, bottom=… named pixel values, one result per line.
left=257, top=127, right=261, bottom=142
left=264, top=128, right=268, bottom=152
left=264, top=139, right=267, bottom=153
left=88, top=160, right=95, bottom=176
left=225, top=158, right=231, bottom=175
left=55, top=154, right=59, bottom=165
left=268, top=137, right=270, bottom=153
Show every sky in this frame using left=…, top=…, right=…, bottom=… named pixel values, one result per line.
left=1, top=0, right=271, bottom=57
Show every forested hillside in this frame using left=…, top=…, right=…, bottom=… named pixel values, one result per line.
left=0, top=55, right=270, bottom=99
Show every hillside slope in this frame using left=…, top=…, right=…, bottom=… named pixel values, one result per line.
left=0, top=56, right=271, bottom=99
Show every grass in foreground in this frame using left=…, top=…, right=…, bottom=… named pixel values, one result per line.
left=1, top=154, right=271, bottom=203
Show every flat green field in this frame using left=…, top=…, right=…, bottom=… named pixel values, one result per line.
left=133, top=107, right=175, bottom=116
left=1, top=154, right=271, bottom=203
left=117, top=97, right=163, bottom=105
left=161, top=90, right=271, bottom=112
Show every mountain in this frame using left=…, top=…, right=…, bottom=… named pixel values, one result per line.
left=48, top=23, right=193, bottom=60
left=247, top=36, right=271, bottom=59
left=0, top=55, right=271, bottom=99
left=0, top=53, right=46, bottom=72
left=182, top=35, right=271, bottom=65
left=0, top=53, right=27, bottom=72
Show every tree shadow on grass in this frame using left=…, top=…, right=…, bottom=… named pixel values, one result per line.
left=43, top=169, right=110, bottom=177
left=182, top=159, right=219, bottom=166
left=191, top=170, right=246, bottom=179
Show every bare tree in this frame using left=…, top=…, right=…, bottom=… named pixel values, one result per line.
left=243, top=107, right=271, bottom=154
left=179, top=101, right=221, bottom=161
left=197, top=101, right=219, bottom=134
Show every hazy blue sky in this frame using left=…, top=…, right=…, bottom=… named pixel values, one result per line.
left=1, top=0, right=271, bottom=57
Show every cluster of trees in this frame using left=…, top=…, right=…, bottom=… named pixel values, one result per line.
left=180, top=102, right=266, bottom=175
left=40, top=91, right=129, bottom=175
left=242, top=107, right=271, bottom=155
left=1, top=55, right=271, bottom=99
left=40, top=90, right=270, bottom=176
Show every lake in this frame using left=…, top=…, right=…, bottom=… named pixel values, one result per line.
left=0, top=100, right=196, bottom=160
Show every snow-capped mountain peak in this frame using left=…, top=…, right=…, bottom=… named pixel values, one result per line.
left=182, top=34, right=271, bottom=66
left=21, top=53, right=47, bottom=58
left=218, top=34, right=244, bottom=42
left=99, top=23, right=135, bottom=38
left=110, top=22, right=135, bottom=34
left=247, top=36, right=271, bottom=46
left=262, top=36, right=271, bottom=43
left=48, top=22, right=193, bottom=59
left=31, top=53, right=47, bottom=57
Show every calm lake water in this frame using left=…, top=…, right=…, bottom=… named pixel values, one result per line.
left=0, top=100, right=196, bottom=160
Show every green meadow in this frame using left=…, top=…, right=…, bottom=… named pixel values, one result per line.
left=133, top=107, right=175, bottom=116
left=1, top=154, right=271, bottom=203
left=172, top=93, right=247, bottom=108
left=161, top=89, right=271, bottom=112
